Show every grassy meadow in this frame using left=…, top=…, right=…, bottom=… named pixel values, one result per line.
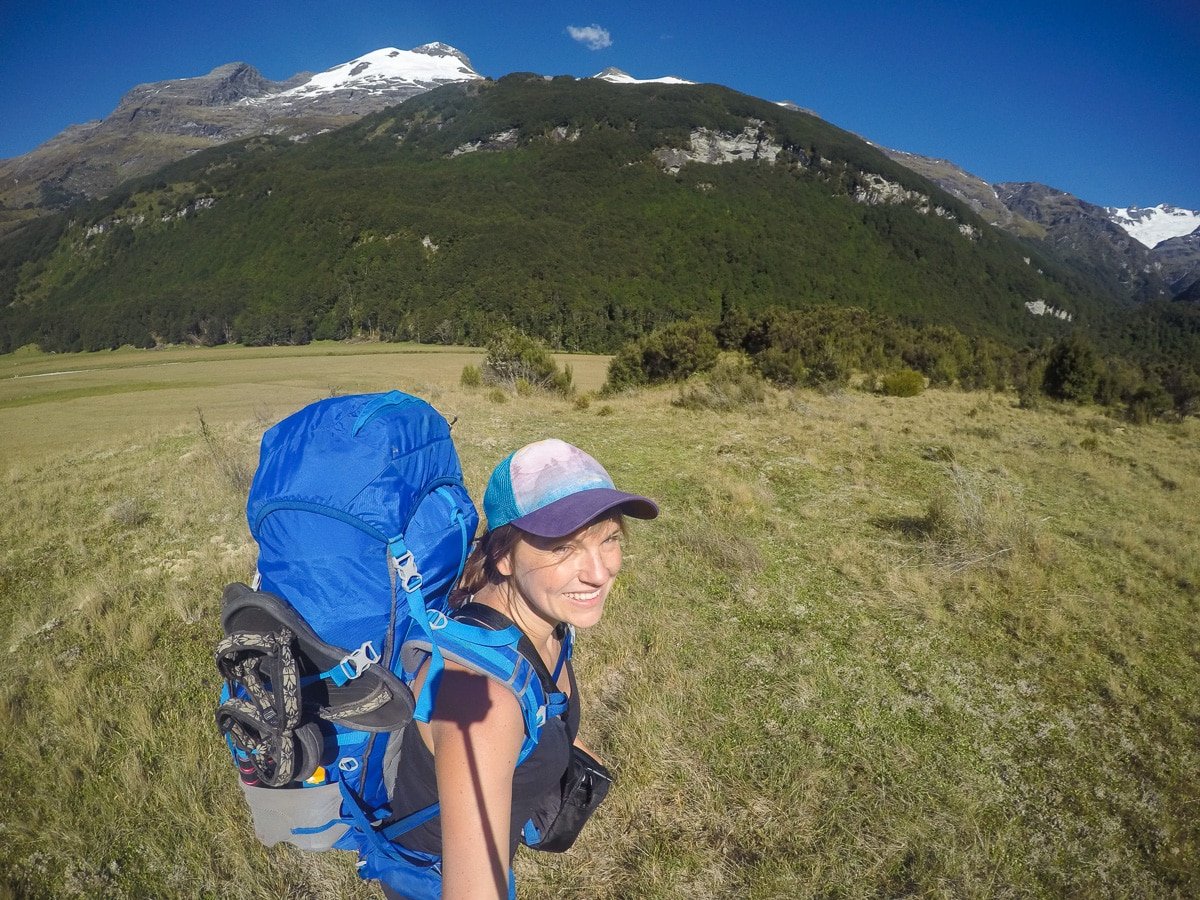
left=1, top=344, right=1197, bottom=898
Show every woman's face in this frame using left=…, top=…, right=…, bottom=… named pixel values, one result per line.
left=499, top=516, right=624, bottom=630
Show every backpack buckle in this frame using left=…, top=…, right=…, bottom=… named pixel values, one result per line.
left=320, top=641, right=380, bottom=686
left=392, top=551, right=423, bottom=593
left=339, top=641, right=379, bottom=682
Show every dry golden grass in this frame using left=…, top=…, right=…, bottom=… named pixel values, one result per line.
left=1, top=347, right=1197, bottom=898
left=0, top=343, right=611, bottom=461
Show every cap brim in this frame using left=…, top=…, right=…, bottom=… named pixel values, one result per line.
left=510, top=488, right=659, bottom=538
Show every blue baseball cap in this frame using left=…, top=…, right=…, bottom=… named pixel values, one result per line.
left=483, top=438, right=659, bottom=538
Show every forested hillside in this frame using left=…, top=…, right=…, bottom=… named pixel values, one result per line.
left=0, top=75, right=1144, bottom=356
left=0, top=75, right=1104, bottom=355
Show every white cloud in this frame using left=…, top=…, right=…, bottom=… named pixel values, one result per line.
left=567, top=24, right=612, bottom=50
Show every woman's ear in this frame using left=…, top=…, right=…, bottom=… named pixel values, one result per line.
left=496, top=550, right=514, bottom=578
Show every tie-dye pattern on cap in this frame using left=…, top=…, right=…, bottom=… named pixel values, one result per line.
left=509, top=438, right=614, bottom=515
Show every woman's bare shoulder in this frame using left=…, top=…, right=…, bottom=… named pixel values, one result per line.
left=432, top=667, right=525, bottom=734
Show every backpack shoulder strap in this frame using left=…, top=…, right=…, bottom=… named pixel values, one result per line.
left=452, top=602, right=564, bottom=694
left=399, top=604, right=570, bottom=761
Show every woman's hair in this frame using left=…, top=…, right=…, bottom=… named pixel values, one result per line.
left=452, top=513, right=627, bottom=606
left=453, top=523, right=524, bottom=604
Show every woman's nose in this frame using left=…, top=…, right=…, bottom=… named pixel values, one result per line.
left=579, top=548, right=611, bottom=584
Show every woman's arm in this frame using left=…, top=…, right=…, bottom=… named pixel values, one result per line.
left=571, top=733, right=605, bottom=765
left=430, top=667, right=525, bottom=900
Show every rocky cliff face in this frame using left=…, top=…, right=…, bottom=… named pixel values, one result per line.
left=881, top=148, right=1043, bottom=238
left=1151, top=231, right=1200, bottom=294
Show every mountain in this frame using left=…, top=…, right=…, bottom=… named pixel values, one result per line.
left=6, top=44, right=1194, bottom=311
left=1105, top=204, right=1200, bottom=294
left=994, top=182, right=1171, bottom=302
left=0, top=75, right=1102, bottom=355
left=1105, top=204, right=1200, bottom=249
left=0, top=44, right=481, bottom=212
left=880, top=148, right=1043, bottom=238
left=235, top=43, right=481, bottom=116
left=1151, top=231, right=1200, bottom=295
left=881, top=149, right=1197, bottom=303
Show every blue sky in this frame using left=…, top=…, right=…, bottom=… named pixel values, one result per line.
left=2, top=0, right=1197, bottom=208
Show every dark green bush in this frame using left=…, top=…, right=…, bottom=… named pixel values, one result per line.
left=460, top=364, right=482, bottom=388
left=603, top=319, right=718, bottom=393
left=804, top=351, right=850, bottom=388
left=483, top=327, right=573, bottom=396
left=641, top=320, right=720, bottom=382
left=1042, top=336, right=1099, bottom=402
left=603, top=342, right=649, bottom=392
left=1125, top=381, right=1171, bottom=424
left=755, top=347, right=807, bottom=386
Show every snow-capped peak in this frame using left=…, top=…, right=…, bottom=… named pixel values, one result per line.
left=592, top=66, right=693, bottom=85
left=272, top=44, right=481, bottom=100
left=1105, top=204, right=1200, bottom=249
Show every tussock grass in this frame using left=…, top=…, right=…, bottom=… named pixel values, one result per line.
left=1, top=347, right=1198, bottom=897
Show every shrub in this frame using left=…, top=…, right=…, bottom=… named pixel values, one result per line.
left=573, top=393, right=592, bottom=411
left=483, top=327, right=573, bottom=396
left=487, top=387, right=508, bottom=404
left=1125, top=381, right=1171, bottom=424
left=674, top=352, right=768, bottom=411
left=603, top=343, right=649, bottom=393
left=804, top=352, right=850, bottom=389
left=1094, top=358, right=1141, bottom=407
left=1161, top=366, right=1200, bottom=417
left=715, top=303, right=754, bottom=350
left=755, top=347, right=807, bottom=387
left=880, top=369, right=925, bottom=397
left=641, top=320, right=720, bottom=382
left=460, top=364, right=482, bottom=388
left=602, top=319, right=718, bottom=393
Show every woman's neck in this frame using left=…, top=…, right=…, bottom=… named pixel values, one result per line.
left=472, top=582, right=558, bottom=654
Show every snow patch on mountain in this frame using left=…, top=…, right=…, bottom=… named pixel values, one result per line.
left=593, top=67, right=693, bottom=85
left=244, top=44, right=480, bottom=108
left=1105, top=204, right=1200, bottom=249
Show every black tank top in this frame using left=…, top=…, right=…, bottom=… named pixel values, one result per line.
left=387, top=653, right=581, bottom=859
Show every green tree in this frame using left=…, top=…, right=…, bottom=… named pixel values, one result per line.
left=1042, top=336, right=1100, bottom=402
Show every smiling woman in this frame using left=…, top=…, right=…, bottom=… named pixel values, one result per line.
left=378, top=438, right=658, bottom=900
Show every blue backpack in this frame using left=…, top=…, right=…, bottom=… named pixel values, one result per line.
left=215, top=390, right=569, bottom=892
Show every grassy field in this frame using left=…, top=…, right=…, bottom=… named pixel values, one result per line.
left=1, top=344, right=1197, bottom=898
